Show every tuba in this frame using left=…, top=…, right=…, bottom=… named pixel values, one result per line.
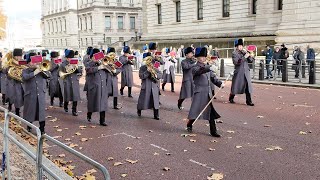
left=6, top=52, right=27, bottom=82
left=144, top=56, right=158, bottom=83
left=59, top=63, right=78, bottom=80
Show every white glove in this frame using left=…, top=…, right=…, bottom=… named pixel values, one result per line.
left=221, top=83, right=225, bottom=88
left=98, top=65, right=105, bottom=70
left=244, top=53, right=250, bottom=59
left=210, top=65, right=218, bottom=72
left=34, top=69, right=41, bottom=76
left=112, top=69, right=117, bottom=74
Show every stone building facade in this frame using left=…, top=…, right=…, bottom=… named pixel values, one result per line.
left=41, top=0, right=142, bottom=51
left=135, top=0, right=320, bottom=55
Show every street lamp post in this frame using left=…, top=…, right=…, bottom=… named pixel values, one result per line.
left=77, top=0, right=81, bottom=50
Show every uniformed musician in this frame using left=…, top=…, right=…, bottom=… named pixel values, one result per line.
left=119, top=46, right=134, bottom=98
left=49, top=51, right=64, bottom=107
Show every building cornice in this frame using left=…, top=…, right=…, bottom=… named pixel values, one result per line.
left=42, top=9, right=78, bottom=19
left=78, top=5, right=142, bottom=13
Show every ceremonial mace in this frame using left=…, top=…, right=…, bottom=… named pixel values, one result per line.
left=192, top=72, right=234, bottom=126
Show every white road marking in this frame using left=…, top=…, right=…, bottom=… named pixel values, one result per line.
left=150, top=144, right=168, bottom=152
left=189, top=159, right=215, bottom=171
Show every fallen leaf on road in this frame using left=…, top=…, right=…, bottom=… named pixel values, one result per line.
left=56, top=129, right=63, bottom=132
left=121, top=174, right=128, bottom=178
left=209, top=148, right=215, bottom=151
left=75, top=132, right=81, bottom=136
left=305, top=122, right=311, bottom=125
left=264, top=125, right=272, bottom=127
left=190, top=139, right=196, bottom=142
left=49, top=118, right=57, bottom=122
left=90, top=126, right=96, bottom=128
left=257, top=115, right=264, bottom=119
left=299, top=131, right=307, bottom=135
left=52, top=136, right=62, bottom=139
left=154, top=152, right=159, bottom=156
left=278, top=96, right=282, bottom=99
left=107, top=157, right=114, bottom=161
left=216, top=120, right=223, bottom=123
left=165, top=121, right=171, bottom=124
left=206, top=124, right=210, bottom=127
left=149, top=130, right=153, bottom=133
left=87, top=169, right=97, bottom=174
left=79, top=147, right=83, bottom=150
left=58, top=154, right=65, bottom=158
left=65, top=138, right=71, bottom=141
left=163, top=167, right=170, bottom=171
left=243, top=122, right=248, bottom=125
left=64, top=128, right=69, bottom=130
left=53, top=126, right=59, bottom=128
left=69, top=143, right=78, bottom=148
left=236, top=146, right=242, bottom=149
left=126, top=159, right=138, bottom=164
left=207, top=173, right=224, bottom=180
left=126, top=147, right=133, bottom=150
left=276, top=107, right=282, bottom=110
left=226, top=130, right=235, bottom=134
left=165, top=153, right=171, bottom=156
left=114, top=162, right=123, bottom=166
left=46, top=116, right=53, bottom=119
left=293, top=104, right=314, bottom=108
left=210, top=140, right=218, bottom=143
left=265, top=146, right=283, bottom=151
left=81, top=138, right=88, bottom=142
left=79, top=125, right=87, bottom=129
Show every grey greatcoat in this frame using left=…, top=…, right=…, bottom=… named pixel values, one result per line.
left=85, top=61, right=108, bottom=112
left=231, top=50, right=254, bottom=95
left=119, top=55, right=134, bottom=88
left=106, top=68, right=121, bottom=97
left=179, top=58, right=196, bottom=99
left=83, top=55, right=91, bottom=92
left=6, top=76, right=24, bottom=108
left=0, top=63, right=7, bottom=94
left=162, top=57, right=177, bottom=83
left=60, top=60, right=82, bottom=102
left=49, top=61, right=64, bottom=98
left=188, top=63, right=222, bottom=121
left=137, top=65, right=162, bottom=110
left=22, top=68, right=50, bottom=123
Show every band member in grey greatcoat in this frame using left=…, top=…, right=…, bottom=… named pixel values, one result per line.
left=0, top=53, right=7, bottom=105
left=49, top=51, right=64, bottom=107
left=85, top=48, right=108, bottom=126
left=22, top=53, right=51, bottom=134
left=106, top=47, right=122, bottom=109
left=178, top=47, right=196, bottom=110
left=187, top=47, right=224, bottom=137
left=7, top=49, right=25, bottom=116
left=148, top=42, right=164, bottom=97
left=83, top=47, right=93, bottom=93
left=137, top=52, right=162, bottom=120
left=119, top=46, right=134, bottom=97
left=229, top=39, right=255, bottom=106
left=162, top=48, right=177, bottom=92
left=60, top=50, right=82, bottom=116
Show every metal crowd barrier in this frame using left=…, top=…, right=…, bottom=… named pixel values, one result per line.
left=0, top=106, right=110, bottom=180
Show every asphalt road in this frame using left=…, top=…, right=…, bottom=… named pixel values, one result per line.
left=42, top=72, right=320, bottom=180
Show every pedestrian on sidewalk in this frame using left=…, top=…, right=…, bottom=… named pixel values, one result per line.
left=273, top=47, right=282, bottom=77
left=229, top=39, right=255, bottom=106
left=262, top=45, right=273, bottom=79
left=23, top=53, right=51, bottom=134
left=119, top=46, right=134, bottom=98
left=186, top=47, right=224, bottom=137
left=293, top=47, right=306, bottom=78
left=137, top=52, right=162, bottom=120
left=178, top=47, right=196, bottom=110
left=85, top=48, right=108, bottom=126
left=162, top=48, right=177, bottom=92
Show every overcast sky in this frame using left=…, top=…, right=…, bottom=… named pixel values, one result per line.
left=3, top=0, right=42, bottom=40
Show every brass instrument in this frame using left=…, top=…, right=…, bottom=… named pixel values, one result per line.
left=59, top=63, right=78, bottom=80
left=101, top=52, right=117, bottom=74
left=38, top=59, right=51, bottom=72
left=5, top=52, right=27, bottom=82
left=144, top=56, right=158, bottom=83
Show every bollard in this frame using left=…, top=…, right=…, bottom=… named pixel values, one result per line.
left=220, top=59, right=225, bottom=77
left=282, top=60, right=288, bottom=82
left=259, top=60, right=264, bottom=80
left=309, top=60, right=316, bottom=84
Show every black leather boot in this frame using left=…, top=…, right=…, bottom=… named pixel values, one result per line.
left=120, top=87, right=124, bottom=96
left=229, top=94, right=235, bottom=104
left=209, top=119, right=221, bottom=137
left=113, top=97, right=121, bottom=109
left=87, top=112, right=92, bottom=122
left=39, top=121, right=46, bottom=135
left=187, top=120, right=195, bottom=133
left=99, top=111, right=107, bottom=126
left=2, top=94, right=7, bottom=105
left=128, top=87, right=133, bottom=98
left=50, top=97, right=54, bottom=106
left=59, top=96, right=63, bottom=107
left=15, top=108, right=20, bottom=117
left=246, top=93, right=255, bottom=106
left=162, top=83, right=165, bottom=91
left=64, top=101, right=68, bottom=112
left=8, top=103, right=12, bottom=112
left=178, top=99, right=184, bottom=110
left=171, top=83, right=175, bottom=92
left=137, top=110, right=142, bottom=117
left=72, top=101, right=78, bottom=116
left=153, top=109, right=160, bottom=120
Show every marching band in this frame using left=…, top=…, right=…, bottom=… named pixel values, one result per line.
left=0, top=39, right=255, bottom=137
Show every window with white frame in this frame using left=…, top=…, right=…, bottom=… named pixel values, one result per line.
left=118, top=16, right=124, bottom=29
